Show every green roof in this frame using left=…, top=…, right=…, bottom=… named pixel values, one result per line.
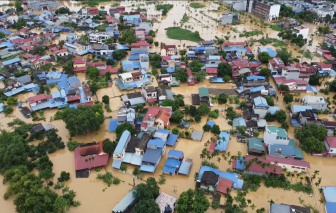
left=198, top=87, right=209, bottom=98
left=267, top=126, right=287, bottom=138
left=248, top=138, right=265, bottom=151
left=288, top=139, right=304, bottom=159
left=288, top=139, right=295, bottom=147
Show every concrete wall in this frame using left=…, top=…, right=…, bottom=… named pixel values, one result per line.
left=269, top=4, right=280, bottom=21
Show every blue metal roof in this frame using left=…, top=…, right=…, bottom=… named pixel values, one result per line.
left=114, top=130, right=131, bottom=154
left=157, top=128, right=170, bottom=134
left=112, top=190, right=136, bottom=213
left=178, top=158, right=192, bottom=175
left=253, top=96, right=268, bottom=107
left=180, top=121, right=190, bottom=127
left=250, top=86, right=265, bottom=93
left=140, top=164, right=156, bottom=173
left=207, top=121, right=215, bottom=128
left=142, top=148, right=161, bottom=164
left=246, top=76, right=265, bottom=81
left=323, top=186, right=336, bottom=203
left=163, top=165, right=176, bottom=174
left=166, top=66, right=175, bottom=73
left=122, top=60, right=141, bottom=69
left=198, top=166, right=243, bottom=189
left=215, top=132, right=230, bottom=152
left=166, top=134, right=178, bottom=146
left=292, top=105, right=312, bottom=113
left=268, top=106, right=280, bottom=115
left=235, top=157, right=245, bottom=170
left=0, top=103, right=4, bottom=113
left=67, top=76, right=80, bottom=84
left=109, top=119, right=118, bottom=131
left=112, top=159, right=122, bottom=169
left=167, top=150, right=183, bottom=159
left=2, top=58, right=20, bottom=66
left=147, top=138, right=165, bottom=149
left=123, top=14, right=140, bottom=21
left=163, top=158, right=181, bottom=174
left=325, top=203, right=336, bottom=213
left=269, top=144, right=296, bottom=156
left=0, top=29, right=14, bottom=35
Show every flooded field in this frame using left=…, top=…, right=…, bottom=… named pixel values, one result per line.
left=0, top=0, right=336, bottom=213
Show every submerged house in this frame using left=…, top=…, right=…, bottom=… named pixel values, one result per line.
left=263, top=125, right=289, bottom=146
left=191, top=87, right=210, bottom=105
left=74, top=141, right=109, bottom=171
left=112, top=190, right=137, bottom=213
left=233, top=156, right=282, bottom=177
left=112, top=130, right=131, bottom=170
left=141, top=106, right=172, bottom=131
left=253, top=96, right=269, bottom=118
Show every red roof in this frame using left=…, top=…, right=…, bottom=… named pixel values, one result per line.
left=28, top=94, right=52, bottom=104
left=324, top=54, right=335, bottom=60
left=206, top=67, right=218, bottom=74
left=145, top=35, right=152, bottom=40
left=317, top=62, right=332, bottom=69
left=282, top=79, right=308, bottom=85
left=223, top=42, right=246, bottom=46
left=131, top=41, right=150, bottom=48
left=78, top=102, right=93, bottom=107
left=325, top=137, right=336, bottom=149
left=266, top=156, right=311, bottom=168
left=162, top=56, right=171, bottom=61
left=22, top=37, right=33, bottom=44
left=11, top=38, right=23, bottom=44
left=74, top=141, right=109, bottom=171
left=99, top=66, right=119, bottom=75
left=186, top=68, right=193, bottom=77
left=216, top=177, right=233, bottom=194
left=245, top=46, right=252, bottom=53
left=238, top=156, right=282, bottom=175
left=19, top=28, right=30, bottom=33
left=143, top=106, right=172, bottom=123
left=208, top=137, right=217, bottom=154
left=73, top=57, right=85, bottom=65
left=323, top=121, right=336, bottom=127
left=74, top=67, right=87, bottom=73
left=87, top=61, right=106, bottom=67
left=318, top=48, right=331, bottom=54
left=67, top=94, right=81, bottom=102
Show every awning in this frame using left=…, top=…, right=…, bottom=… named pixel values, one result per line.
left=112, top=159, right=122, bottom=169
left=140, top=164, right=155, bottom=173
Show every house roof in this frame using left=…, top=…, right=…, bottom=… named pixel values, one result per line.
left=267, top=126, right=287, bottom=138
left=269, top=144, right=296, bottom=156
left=223, top=42, right=246, bottom=46
left=156, top=109, right=170, bottom=124
left=131, top=41, right=150, bottom=48
left=16, top=75, right=32, bottom=84
left=248, top=138, right=265, bottom=152
left=206, top=67, right=218, bottom=74
left=112, top=190, right=136, bottom=213
left=74, top=141, right=109, bottom=171
left=217, top=177, right=233, bottom=194
left=155, top=192, right=177, bottom=213
left=325, top=137, right=336, bottom=148
left=142, top=148, right=162, bottom=164
left=253, top=96, right=268, bottom=107
left=322, top=186, right=336, bottom=203
left=28, top=94, right=52, bottom=104
left=266, top=156, right=310, bottom=168
left=198, top=87, right=209, bottom=98
left=143, top=106, right=172, bottom=123
left=244, top=155, right=282, bottom=175
left=317, top=62, right=332, bottom=69
left=114, top=130, right=131, bottom=154
left=201, top=171, right=219, bottom=185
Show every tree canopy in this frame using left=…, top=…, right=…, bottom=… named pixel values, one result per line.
left=118, top=29, right=137, bottom=44
left=295, top=124, right=327, bottom=153
left=259, top=68, right=271, bottom=76
left=217, top=63, right=232, bottom=77
left=112, top=50, right=127, bottom=61
left=277, top=48, right=291, bottom=66
left=116, top=123, right=134, bottom=140
left=59, top=104, right=105, bottom=136
left=189, top=60, right=203, bottom=73
left=175, top=69, right=188, bottom=82
left=176, top=189, right=210, bottom=213
left=258, top=52, right=272, bottom=63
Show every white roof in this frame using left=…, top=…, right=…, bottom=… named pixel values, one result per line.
left=119, top=72, right=133, bottom=80
left=302, top=96, right=326, bottom=103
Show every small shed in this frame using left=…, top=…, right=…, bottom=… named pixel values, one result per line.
left=178, top=158, right=193, bottom=175
left=191, top=130, right=204, bottom=142
left=109, top=119, right=118, bottom=131
left=166, top=134, right=178, bottom=146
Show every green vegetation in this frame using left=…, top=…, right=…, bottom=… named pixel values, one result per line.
left=239, top=30, right=263, bottom=37
left=97, top=172, right=113, bottom=187
left=57, top=104, right=105, bottom=137
left=156, top=4, right=173, bottom=15
left=58, top=171, right=70, bottom=182
left=278, top=30, right=307, bottom=47
left=166, top=27, right=203, bottom=42
left=82, top=0, right=110, bottom=7
left=181, top=13, right=189, bottom=24
left=258, top=52, right=272, bottom=63
left=133, top=178, right=160, bottom=213
left=295, top=124, right=327, bottom=153
left=116, top=123, right=134, bottom=140
left=189, top=2, right=205, bottom=9
left=269, top=24, right=282, bottom=31
left=67, top=141, right=83, bottom=151
left=176, top=189, right=210, bottom=213
left=304, top=50, right=312, bottom=59
left=159, top=173, right=166, bottom=185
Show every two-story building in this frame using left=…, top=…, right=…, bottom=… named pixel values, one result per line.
left=281, top=79, right=308, bottom=93
left=268, top=57, right=285, bottom=75
left=131, top=41, right=150, bottom=51
left=161, top=45, right=177, bottom=56
left=301, top=95, right=328, bottom=111
left=263, top=125, right=289, bottom=146
left=139, top=54, right=149, bottom=70
left=140, top=106, right=172, bottom=131
left=324, top=137, right=336, bottom=156
left=87, top=32, right=109, bottom=44
left=135, top=22, right=152, bottom=34
left=112, top=130, right=131, bottom=169
left=142, top=86, right=157, bottom=103
left=222, top=42, right=247, bottom=57
left=253, top=96, right=269, bottom=118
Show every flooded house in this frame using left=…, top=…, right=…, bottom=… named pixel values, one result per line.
left=191, top=87, right=210, bottom=105
left=142, top=86, right=157, bottom=103
left=268, top=57, right=285, bottom=75
left=270, top=203, right=311, bottom=213
left=155, top=192, right=177, bottom=213
left=281, top=79, right=309, bottom=93
left=253, top=96, right=269, bottom=118
left=324, top=33, right=336, bottom=46
left=135, top=22, right=152, bottom=35
left=163, top=150, right=184, bottom=175
left=266, top=156, right=310, bottom=173
left=251, top=1, right=280, bottom=21
left=112, top=190, right=137, bottom=213
left=157, top=87, right=174, bottom=104
left=263, top=125, right=289, bottom=146
left=140, top=141, right=165, bottom=173
left=117, top=107, right=136, bottom=127
left=221, top=42, right=247, bottom=57
left=301, top=95, right=328, bottom=111
left=123, top=132, right=153, bottom=166
left=115, top=70, right=151, bottom=90
left=268, top=144, right=304, bottom=159
left=322, top=121, right=336, bottom=137
left=131, top=41, right=150, bottom=51
left=112, top=130, right=131, bottom=170
left=322, top=186, right=336, bottom=213
left=160, top=45, right=177, bottom=56
left=247, top=138, right=265, bottom=156
left=197, top=166, right=244, bottom=193
left=121, top=92, right=146, bottom=108
left=140, top=106, right=172, bottom=131
left=122, top=60, right=141, bottom=71
left=283, top=17, right=300, bottom=29
left=74, top=141, right=109, bottom=172
left=324, top=137, right=336, bottom=157
left=233, top=156, right=282, bottom=177
left=1, top=57, right=21, bottom=68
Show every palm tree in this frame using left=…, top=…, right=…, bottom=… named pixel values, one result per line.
left=267, top=199, right=274, bottom=207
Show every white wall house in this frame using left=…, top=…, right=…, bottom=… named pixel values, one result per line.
left=316, top=8, right=334, bottom=18
left=88, top=32, right=109, bottom=44
left=113, top=130, right=131, bottom=160
left=263, top=125, right=289, bottom=146
left=301, top=96, right=328, bottom=111
left=324, top=137, right=336, bottom=155
left=139, top=54, right=149, bottom=70
left=268, top=4, right=281, bottom=21
left=293, top=26, right=309, bottom=39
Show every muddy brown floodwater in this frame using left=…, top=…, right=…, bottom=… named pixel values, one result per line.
left=0, top=0, right=335, bottom=213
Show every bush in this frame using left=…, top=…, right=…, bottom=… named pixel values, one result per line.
left=203, top=124, right=211, bottom=132
left=211, top=125, right=220, bottom=135
left=3, top=105, right=13, bottom=115
left=67, top=141, right=83, bottom=151
left=254, top=131, right=259, bottom=137
left=120, top=163, right=127, bottom=172
left=172, top=127, right=179, bottom=135
left=58, top=171, right=70, bottom=182
left=133, top=168, right=139, bottom=176
left=113, top=177, right=120, bottom=185
left=48, top=181, right=54, bottom=186
left=265, top=96, right=274, bottom=106
left=7, top=97, right=18, bottom=105
left=209, top=110, right=219, bottom=119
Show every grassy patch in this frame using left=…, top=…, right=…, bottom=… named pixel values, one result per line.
left=239, top=30, right=263, bottom=37
left=111, top=3, right=119, bottom=7
left=181, top=14, right=189, bottom=24
left=272, top=39, right=286, bottom=47
left=269, top=24, right=282, bottom=31
left=304, top=50, right=312, bottom=59
left=298, top=50, right=304, bottom=54
left=82, top=0, right=110, bottom=6
left=156, top=4, right=173, bottom=15
left=189, top=2, right=205, bottom=9
left=166, top=27, right=203, bottom=42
